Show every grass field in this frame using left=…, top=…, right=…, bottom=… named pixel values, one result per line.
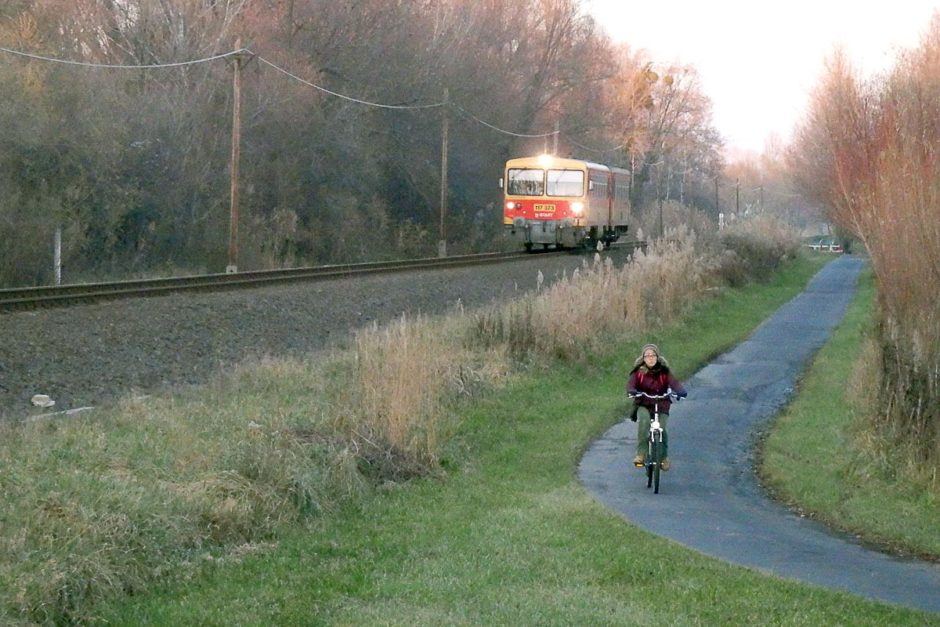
left=92, top=254, right=936, bottom=626
left=760, top=267, right=940, bottom=559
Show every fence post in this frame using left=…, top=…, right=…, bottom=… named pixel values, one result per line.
left=54, top=227, right=62, bottom=285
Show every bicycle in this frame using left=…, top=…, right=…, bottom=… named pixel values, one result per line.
left=628, top=391, right=679, bottom=494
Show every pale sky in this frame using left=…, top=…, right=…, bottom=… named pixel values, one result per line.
left=586, top=1, right=939, bottom=155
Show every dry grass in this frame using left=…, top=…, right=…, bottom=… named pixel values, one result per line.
left=352, top=313, right=511, bottom=475
left=471, top=230, right=705, bottom=360
left=849, top=334, right=940, bottom=495
left=472, top=222, right=798, bottom=361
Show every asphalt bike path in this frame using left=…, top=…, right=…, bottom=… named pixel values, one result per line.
left=578, top=255, right=940, bottom=614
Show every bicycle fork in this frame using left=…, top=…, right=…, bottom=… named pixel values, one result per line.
left=647, top=408, right=664, bottom=493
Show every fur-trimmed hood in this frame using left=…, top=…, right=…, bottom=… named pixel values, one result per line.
left=631, top=343, right=670, bottom=372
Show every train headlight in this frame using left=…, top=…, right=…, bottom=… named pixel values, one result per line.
left=571, top=202, right=584, bottom=215
left=506, top=201, right=518, bottom=210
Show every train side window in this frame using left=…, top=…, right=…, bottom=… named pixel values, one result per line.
left=590, top=178, right=608, bottom=199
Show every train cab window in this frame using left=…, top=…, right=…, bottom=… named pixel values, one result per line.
left=546, top=169, right=584, bottom=197
left=507, top=168, right=545, bottom=196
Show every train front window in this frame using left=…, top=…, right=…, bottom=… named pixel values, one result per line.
left=547, top=169, right=584, bottom=197
left=507, top=168, right=544, bottom=196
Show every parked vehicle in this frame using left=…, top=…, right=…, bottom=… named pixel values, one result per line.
left=805, top=237, right=843, bottom=253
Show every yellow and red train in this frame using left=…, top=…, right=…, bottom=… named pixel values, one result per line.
left=502, top=155, right=631, bottom=251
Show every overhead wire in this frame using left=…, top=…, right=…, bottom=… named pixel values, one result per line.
left=0, top=45, right=243, bottom=69
left=450, top=103, right=556, bottom=138
left=0, top=43, right=730, bottom=167
left=255, top=56, right=444, bottom=110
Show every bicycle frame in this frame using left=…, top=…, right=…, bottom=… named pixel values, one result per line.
left=630, top=391, right=676, bottom=494
left=646, top=401, right=665, bottom=493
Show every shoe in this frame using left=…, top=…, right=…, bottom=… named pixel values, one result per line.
left=633, top=454, right=645, bottom=467
left=660, top=458, right=670, bottom=471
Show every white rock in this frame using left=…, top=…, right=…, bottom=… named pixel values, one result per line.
left=31, top=394, right=56, bottom=408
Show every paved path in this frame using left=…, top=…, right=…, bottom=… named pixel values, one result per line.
left=578, top=255, right=940, bottom=614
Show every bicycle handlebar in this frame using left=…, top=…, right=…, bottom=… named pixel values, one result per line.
left=628, top=391, right=683, bottom=400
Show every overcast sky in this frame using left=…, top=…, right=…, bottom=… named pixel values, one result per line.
left=586, top=0, right=939, bottom=154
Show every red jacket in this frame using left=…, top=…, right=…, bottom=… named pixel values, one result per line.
left=627, top=365, right=686, bottom=414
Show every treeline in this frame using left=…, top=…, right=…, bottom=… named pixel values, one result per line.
left=790, top=15, right=940, bottom=470
left=0, top=0, right=731, bottom=286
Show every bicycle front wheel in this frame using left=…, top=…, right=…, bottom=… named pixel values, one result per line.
left=650, top=439, right=663, bottom=494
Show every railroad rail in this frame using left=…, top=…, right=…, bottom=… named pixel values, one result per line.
left=1, top=240, right=646, bottom=312
left=0, top=250, right=551, bottom=312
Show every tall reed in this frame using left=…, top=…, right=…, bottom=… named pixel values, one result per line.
left=793, top=19, right=940, bottom=464
left=471, top=222, right=798, bottom=361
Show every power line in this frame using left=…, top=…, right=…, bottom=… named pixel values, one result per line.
left=566, top=138, right=630, bottom=155
left=451, top=103, right=557, bottom=138
left=0, top=43, right=565, bottom=140
left=0, top=45, right=243, bottom=69
left=256, top=56, right=444, bottom=111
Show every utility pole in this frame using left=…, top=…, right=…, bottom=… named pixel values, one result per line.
left=553, top=120, right=559, bottom=155
left=658, top=195, right=664, bottom=239
left=658, top=162, right=664, bottom=239
left=227, top=41, right=250, bottom=273
left=714, top=176, right=719, bottom=215
left=735, top=178, right=740, bottom=217
left=438, top=87, right=449, bottom=257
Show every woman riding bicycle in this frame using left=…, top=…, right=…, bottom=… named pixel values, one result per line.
left=626, top=343, right=687, bottom=470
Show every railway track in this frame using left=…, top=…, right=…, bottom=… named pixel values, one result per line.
left=0, top=250, right=551, bottom=312
left=0, top=240, right=644, bottom=417
left=0, top=240, right=646, bottom=312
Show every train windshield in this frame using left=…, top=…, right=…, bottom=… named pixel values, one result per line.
left=546, top=169, right=584, bottom=197
left=507, top=168, right=544, bottom=196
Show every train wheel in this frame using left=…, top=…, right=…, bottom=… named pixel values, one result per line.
left=524, top=242, right=533, bottom=252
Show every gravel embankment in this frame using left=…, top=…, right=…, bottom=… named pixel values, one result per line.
left=1, top=251, right=626, bottom=420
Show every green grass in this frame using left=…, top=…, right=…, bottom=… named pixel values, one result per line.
left=95, top=254, right=935, bottom=625
left=760, top=268, right=940, bottom=559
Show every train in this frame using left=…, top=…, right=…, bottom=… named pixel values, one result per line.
left=501, top=154, right=631, bottom=251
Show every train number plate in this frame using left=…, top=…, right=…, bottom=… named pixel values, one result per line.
left=533, top=204, right=556, bottom=213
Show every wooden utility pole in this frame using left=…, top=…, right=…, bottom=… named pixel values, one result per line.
left=438, top=87, right=449, bottom=257
left=714, top=176, right=719, bottom=215
left=227, top=42, right=249, bottom=273
left=657, top=162, right=664, bottom=239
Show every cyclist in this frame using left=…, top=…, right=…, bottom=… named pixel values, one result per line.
left=626, top=343, right=687, bottom=470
